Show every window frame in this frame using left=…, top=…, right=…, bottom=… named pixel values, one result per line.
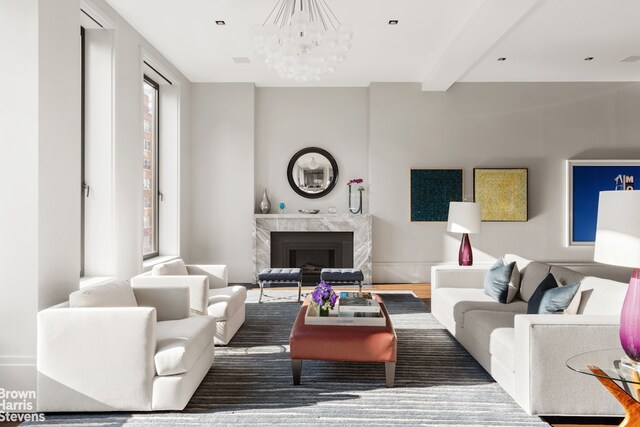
left=142, top=75, right=160, bottom=260
left=80, top=26, right=86, bottom=277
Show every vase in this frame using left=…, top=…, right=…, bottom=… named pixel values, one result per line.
left=259, top=188, right=271, bottom=214
left=349, top=185, right=362, bottom=214
left=320, top=307, right=329, bottom=317
left=620, top=268, right=640, bottom=361
left=458, top=233, right=473, bottom=266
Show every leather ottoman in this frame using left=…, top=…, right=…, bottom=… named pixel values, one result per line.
left=289, top=294, right=397, bottom=387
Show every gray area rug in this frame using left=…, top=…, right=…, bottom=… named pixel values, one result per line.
left=31, top=290, right=549, bottom=426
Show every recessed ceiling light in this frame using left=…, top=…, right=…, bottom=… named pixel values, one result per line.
left=215, top=20, right=226, bottom=25
left=232, top=57, right=251, bottom=64
left=584, top=57, right=594, bottom=61
left=388, top=20, right=398, bottom=25
left=497, top=57, right=506, bottom=61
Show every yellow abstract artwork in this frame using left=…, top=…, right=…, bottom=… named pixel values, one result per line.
left=474, top=169, right=528, bottom=222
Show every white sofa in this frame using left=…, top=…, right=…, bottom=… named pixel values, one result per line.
left=431, top=254, right=629, bottom=417
left=132, top=259, right=246, bottom=345
left=38, top=282, right=215, bottom=412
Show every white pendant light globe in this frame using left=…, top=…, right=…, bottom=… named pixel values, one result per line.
left=250, top=0, right=352, bottom=82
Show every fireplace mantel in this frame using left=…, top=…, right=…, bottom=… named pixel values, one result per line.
left=252, top=214, right=372, bottom=284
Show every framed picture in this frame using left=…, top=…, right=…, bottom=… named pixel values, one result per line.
left=410, top=169, right=463, bottom=222
left=473, top=168, right=528, bottom=222
left=567, top=160, right=640, bottom=246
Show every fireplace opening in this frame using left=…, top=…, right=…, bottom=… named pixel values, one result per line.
left=271, top=232, right=353, bottom=285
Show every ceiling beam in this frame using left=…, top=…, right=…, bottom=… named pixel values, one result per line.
left=421, top=0, right=541, bottom=92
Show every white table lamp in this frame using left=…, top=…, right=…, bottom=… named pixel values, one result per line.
left=594, top=190, right=640, bottom=361
left=447, top=202, right=481, bottom=266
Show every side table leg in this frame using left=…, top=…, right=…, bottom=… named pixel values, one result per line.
left=385, top=362, right=396, bottom=388
left=589, top=365, right=640, bottom=427
left=297, top=281, right=302, bottom=303
left=292, top=359, right=302, bottom=385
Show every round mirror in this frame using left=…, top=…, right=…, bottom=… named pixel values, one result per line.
left=287, top=147, right=339, bottom=199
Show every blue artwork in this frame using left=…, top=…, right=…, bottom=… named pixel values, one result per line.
left=571, top=163, right=639, bottom=244
left=411, top=169, right=463, bottom=222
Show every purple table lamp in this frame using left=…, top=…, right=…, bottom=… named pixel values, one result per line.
left=594, top=190, right=640, bottom=361
left=447, top=202, right=481, bottom=266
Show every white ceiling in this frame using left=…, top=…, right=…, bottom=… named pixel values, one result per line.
left=104, top=0, right=640, bottom=90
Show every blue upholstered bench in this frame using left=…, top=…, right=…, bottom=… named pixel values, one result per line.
left=257, top=268, right=303, bottom=303
left=320, top=268, right=365, bottom=293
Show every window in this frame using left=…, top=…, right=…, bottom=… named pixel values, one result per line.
left=142, top=76, right=159, bottom=259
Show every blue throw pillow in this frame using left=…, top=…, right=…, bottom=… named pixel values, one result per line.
left=527, top=273, right=581, bottom=314
left=538, top=283, right=581, bottom=314
left=484, top=258, right=519, bottom=304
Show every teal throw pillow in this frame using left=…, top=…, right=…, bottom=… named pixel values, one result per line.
left=527, top=273, right=581, bottom=314
left=539, top=283, right=581, bottom=314
left=484, top=258, right=520, bottom=304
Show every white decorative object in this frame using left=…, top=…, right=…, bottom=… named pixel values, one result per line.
left=250, top=0, right=353, bottom=82
left=253, top=214, right=372, bottom=284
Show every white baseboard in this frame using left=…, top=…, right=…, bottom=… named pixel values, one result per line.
left=0, top=357, right=37, bottom=391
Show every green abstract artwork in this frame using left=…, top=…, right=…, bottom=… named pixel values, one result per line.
left=410, top=169, right=463, bottom=222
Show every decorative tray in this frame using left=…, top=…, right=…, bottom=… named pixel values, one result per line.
left=299, top=209, right=320, bottom=214
left=304, top=303, right=386, bottom=327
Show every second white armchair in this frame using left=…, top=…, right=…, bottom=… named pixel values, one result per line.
left=132, top=259, right=246, bottom=345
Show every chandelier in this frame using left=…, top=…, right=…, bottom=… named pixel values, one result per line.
left=250, top=0, right=353, bottom=82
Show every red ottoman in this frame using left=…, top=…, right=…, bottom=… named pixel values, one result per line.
left=289, top=294, right=397, bottom=387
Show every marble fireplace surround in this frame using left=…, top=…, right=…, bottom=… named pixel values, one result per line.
left=253, top=214, right=372, bottom=284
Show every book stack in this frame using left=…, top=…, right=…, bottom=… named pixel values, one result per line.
left=338, top=292, right=382, bottom=319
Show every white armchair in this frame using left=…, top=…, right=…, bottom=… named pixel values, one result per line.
left=132, top=259, right=246, bottom=345
left=37, top=282, right=215, bottom=412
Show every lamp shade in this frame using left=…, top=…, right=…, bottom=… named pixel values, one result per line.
left=594, top=190, right=640, bottom=268
left=447, top=202, right=481, bottom=234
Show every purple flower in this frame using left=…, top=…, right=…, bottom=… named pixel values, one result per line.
left=347, top=178, right=363, bottom=186
left=310, top=280, right=338, bottom=310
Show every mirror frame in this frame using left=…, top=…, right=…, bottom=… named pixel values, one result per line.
left=287, top=147, right=339, bottom=199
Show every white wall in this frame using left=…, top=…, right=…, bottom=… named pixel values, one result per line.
left=190, top=82, right=640, bottom=284
left=254, top=88, right=370, bottom=214
left=369, top=82, right=640, bottom=282
left=189, top=84, right=255, bottom=282
left=0, top=0, right=81, bottom=392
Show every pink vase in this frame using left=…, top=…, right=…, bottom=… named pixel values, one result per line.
left=620, top=268, right=640, bottom=361
left=458, top=233, right=473, bottom=266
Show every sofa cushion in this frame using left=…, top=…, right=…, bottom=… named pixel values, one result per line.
left=152, top=259, right=188, bottom=276
left=577, top=276, right=628, bottom=315
left=503, top=253, right=531, bottom=274
left=463, top=310, right=516, bottom=372
left=434, top=288, right=527, bottom=327
left=519, top=262, right=551, bottom=302
left=69, top=282, right=137, bottom=308
left=549, top=265, right=585, bottom=286
left=155, top=316, right=215, bottom=376
left=484, top=258, right=520, bottom=303
left=207, top=285, right=247, bottom=321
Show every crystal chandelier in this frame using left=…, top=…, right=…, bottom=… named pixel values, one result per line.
left=250, top=0, right=353, bottom=82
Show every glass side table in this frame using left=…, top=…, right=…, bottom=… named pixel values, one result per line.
left=567, top=348, right=640, bottom=427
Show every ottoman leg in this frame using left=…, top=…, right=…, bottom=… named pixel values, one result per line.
left=292, top=359, right=302, bottom=385
left=385, top=362, right=396, bottom=388
left=259, top=281, right=264, bottom=303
